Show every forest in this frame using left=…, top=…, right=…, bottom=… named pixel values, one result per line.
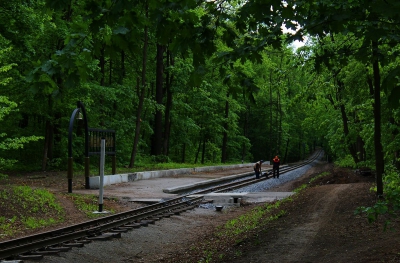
left=1, top=0, right=400, bottom=206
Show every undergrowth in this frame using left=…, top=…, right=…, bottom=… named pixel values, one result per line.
left=0, top=186, right=118, bottom=239
left=0, top=186, right=64, bottom=239
left=355, top=164, right=400, bottom=230
left=65, top=194, right=116, bottom=218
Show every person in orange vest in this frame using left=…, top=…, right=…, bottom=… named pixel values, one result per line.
left=254, top=160, right=264, bottom=179
left=272, top=156, right=280, bottom=178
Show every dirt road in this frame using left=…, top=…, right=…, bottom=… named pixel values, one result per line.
left=161, top=162, right=400, bottom=263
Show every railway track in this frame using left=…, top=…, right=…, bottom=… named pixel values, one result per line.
left=183, top=149, right=323, bottom=195
left=0, top=149, right=323, bottom=261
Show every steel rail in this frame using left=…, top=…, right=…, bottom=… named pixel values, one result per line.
left=189, top=149, right=323, bottom=195
left=0, top=197, right=203, bottom=260
left=0, top=149, right=323, bottom=260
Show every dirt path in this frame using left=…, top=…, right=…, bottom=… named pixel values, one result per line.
left=232, top=185, right=352, bottom=263
left=276, top=185, right=349, bottom=262
left=160, top=162, right=400, bottom=263
left=222, top=171, right=400, bottom=263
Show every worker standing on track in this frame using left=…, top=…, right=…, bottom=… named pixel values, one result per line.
left=272, top=156, right=280, bottom=178
left=254, top=160, right=264, bottom=179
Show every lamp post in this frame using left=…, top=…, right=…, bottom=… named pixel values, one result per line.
left=68, top=101, right=90, bottom=193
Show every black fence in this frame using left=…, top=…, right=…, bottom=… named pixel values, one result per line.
left=88, top=128, right=116, bottom=156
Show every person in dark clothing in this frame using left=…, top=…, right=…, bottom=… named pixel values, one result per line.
left=272, top=156, right=280, bottom=178
left=254, top=160, right=264, bottom=179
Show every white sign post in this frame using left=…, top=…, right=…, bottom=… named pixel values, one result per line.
left=94, top=138, right=108, bottom=214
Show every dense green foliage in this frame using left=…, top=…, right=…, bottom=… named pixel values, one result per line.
left=0, top=0, right=316, bottom=172
left=1, top=1, right=400, bottom=209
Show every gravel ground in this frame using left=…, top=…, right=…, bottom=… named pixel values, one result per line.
left=233, top=163, right=315, bottom=193
left=36, top=208, right=231, bottom=263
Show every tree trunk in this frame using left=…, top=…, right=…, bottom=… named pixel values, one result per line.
left=242, top=102, right=249, bottom=162
left=99, top=45, right=105, bottom=126
left=163, top=50, right=174, bottom=156
left=221, top=92, right=229, bottom=163
left=119, top=51, right=125, bottom=84
left=151, top=44, right=164, bottom=156
left=195, top=134, right=202, bottom=164
left=372, top=40, right=384, bottom=196
left=100, top=46, right=105, bottom=86
left=41, top=119, right=51, bottom=171
left=356, top=136, right=366, bottom=162
left=181, top=142, right=186, bottom=163
left=129, top=77, right=146, bottom=167
left=337, top=84, right=359, bottom=164
left=277, top=87, right=282, bottom=155
left=269, top=70, right=273, bottom=160
left=41, top=7, right=69, bottom=171
left=140, top=81, right=153, bottom=145
left=201, top=135, right=206, bottom=164
left=109, top=59, right=112, bottom=86
left=283, top=138, right=289, bottom=164
left=129, top=4, right=149, bottom=167
left=389, top=117, right=399, bottom=169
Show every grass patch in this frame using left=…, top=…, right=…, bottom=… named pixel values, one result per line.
left=294, top=171, right=331, bottom=193
left=197, top=199, right=290, bottom=262
left=0, top=186, right=64, bottom=239
left=66, top=194, right=116, bottom=218
left=220, top=201, right=287, bottom=238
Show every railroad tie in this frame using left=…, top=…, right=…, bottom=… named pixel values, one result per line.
left=29, top=250, right=60, bottom=256
left=77, top=239, right=92, bottom=244
left=87, top=232, right=121, bottom=240
left=119, top=226, right=135, bottom=230
left=174, top=204, right=197, bottom=214
left=17, top=254, right=44, bottom=260
left=110, top=228, right=130, bottom=233
left=63, top=242, right=85, bottom=248
left=124, top=223, right=141, bottom=228
left=141, top=219, right=155, bottom=225
left=138, top=221, right=149, bottom=227
left=46, top=246, right=71, bottom=252
left=163, top=212, right=174, bottom=218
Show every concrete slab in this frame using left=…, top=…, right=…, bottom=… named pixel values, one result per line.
left=128, top=199, right=163, bottom=204
left=162, top=170, right=273, bottom=193
left=162, top=172, right=252, bottom=193
left=244, top=192, right=295, bottom=202
left=88, top=163, right=255, bottom=189
left=162, top=165, right=287, bottom=194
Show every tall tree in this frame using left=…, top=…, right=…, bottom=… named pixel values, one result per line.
left=129, top=1, right=150, bottom=168
left=151, top=44, right=164, bottom=156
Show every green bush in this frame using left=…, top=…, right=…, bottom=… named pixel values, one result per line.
left=334, top=154, right=356, bottom=168
left=355, top=164, right=400, bottom=230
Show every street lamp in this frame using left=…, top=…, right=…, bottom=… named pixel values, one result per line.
left=68, top=101, right=90, bottom=193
